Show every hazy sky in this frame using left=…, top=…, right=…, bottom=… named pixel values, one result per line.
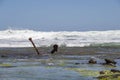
left=0, top=0, right=120, bottom=31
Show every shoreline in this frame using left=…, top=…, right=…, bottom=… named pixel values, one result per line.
left=0, top=47, right=120, bottom=59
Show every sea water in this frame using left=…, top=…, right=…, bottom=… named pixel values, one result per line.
left=0, top=54, right=120, bottom=80
left=1, top=54, right=120, bottom=80
left=0, top=29, right=120, bottom=47
left=0, top=29, right=120, bottom=80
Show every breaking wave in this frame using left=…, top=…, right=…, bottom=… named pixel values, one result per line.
left=0, top=29, right=120, bottom=47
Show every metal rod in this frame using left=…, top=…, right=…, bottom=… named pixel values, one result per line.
left=29, top=37, right=40, bottom=55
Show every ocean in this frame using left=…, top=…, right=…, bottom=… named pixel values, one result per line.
left=0, top=29, right=120, bottom=80
left=0, top=29, right=120, bottom=47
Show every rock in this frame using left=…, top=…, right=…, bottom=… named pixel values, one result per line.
left=88, top=59, right=97, bottom=64
left=99, top=71, right=105, bottom=74
left=109, top=63, right=116, bottom=67
left=97, top=70, right=120, bottom=79
left=111, top=69, right=120, bottom=73
left=102, top=63, right=116, bottom=67
left=51, top=44, right=58, bottom=54
left=1, top=55, right=7, bottom=58
left=103, top=59, right=117, bottom=67
left=104, top=59, right=116, bottom=64
left=75, top=63, right=80, bottom=65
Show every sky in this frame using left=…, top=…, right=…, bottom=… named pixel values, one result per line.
left=0, top=0, right=120, bottom=31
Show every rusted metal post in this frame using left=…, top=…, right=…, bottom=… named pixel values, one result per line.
left=29, top=37, right=40, bottom=55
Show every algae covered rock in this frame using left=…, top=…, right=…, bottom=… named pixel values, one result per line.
left=67, top=68, right=120, bottom=80
left=97, top=69, right=120, bottom=80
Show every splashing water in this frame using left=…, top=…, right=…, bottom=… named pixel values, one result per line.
left=0, top=29, right=120, bottom=47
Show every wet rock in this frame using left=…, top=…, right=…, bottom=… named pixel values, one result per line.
left=99, top=71, right=105, bottom=74
left=75, top=63, right=80, bottom=65
left=109, top=63, right=116, bottom=67
left=102, top=63, right=116, bottom=67
left=51, top=44, right=58, bottom=54
left=97, top=70, right=120, bottom=79
left=103, top=59, right=117, bottom=67
left=1, top=55, right=7, bottom=58
left=104, top=59, right=116, bottom=64
left=88, top=59, right=97, bottom=64
left=117, top=57, right=120, bottom=59
left=111, top=69, right=120, bottom=73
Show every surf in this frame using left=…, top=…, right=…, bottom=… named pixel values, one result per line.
left=0, top=29, right=120, bottom=47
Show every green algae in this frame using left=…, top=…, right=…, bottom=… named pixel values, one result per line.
left=0, top=63, right=12, bottom=67
left=66, top=68, right=100, bottom=77
left=97, top=70, right=120, bottom=80
left=66, top=68, right=120, bottom=80
left=0, top=63, right=15, bottom=68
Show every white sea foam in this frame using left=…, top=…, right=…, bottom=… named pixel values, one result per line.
left=0, top=29, right=120, bottom=47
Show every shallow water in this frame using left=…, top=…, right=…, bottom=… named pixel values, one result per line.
left=0, top=55, right=120, bottom=80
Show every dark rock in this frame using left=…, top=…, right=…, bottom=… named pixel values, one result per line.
left=99, top=71, right=105, bottom=74
left=103, top=59, right=117, bottom=67
left=102, top=63, right=116, bottom=67
left=105, top=59, right=116, bottom=64
left=109, top=63, right=116, bottom=67
left=75, top=63, right=80, bottom=65
left=51, top=44, right=58, bottom=54
left=117, top=57, right=120, bottom=59
left=97, top=74, right=120, bottom=79
left=1, top=55, right=7, bottom=58
left=88, top=59, right=97, bottom=64
left=111, top=69, right=120, bottom=73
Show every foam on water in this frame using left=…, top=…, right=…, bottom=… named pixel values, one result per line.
left=0, top=29, right=120, bottom=47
